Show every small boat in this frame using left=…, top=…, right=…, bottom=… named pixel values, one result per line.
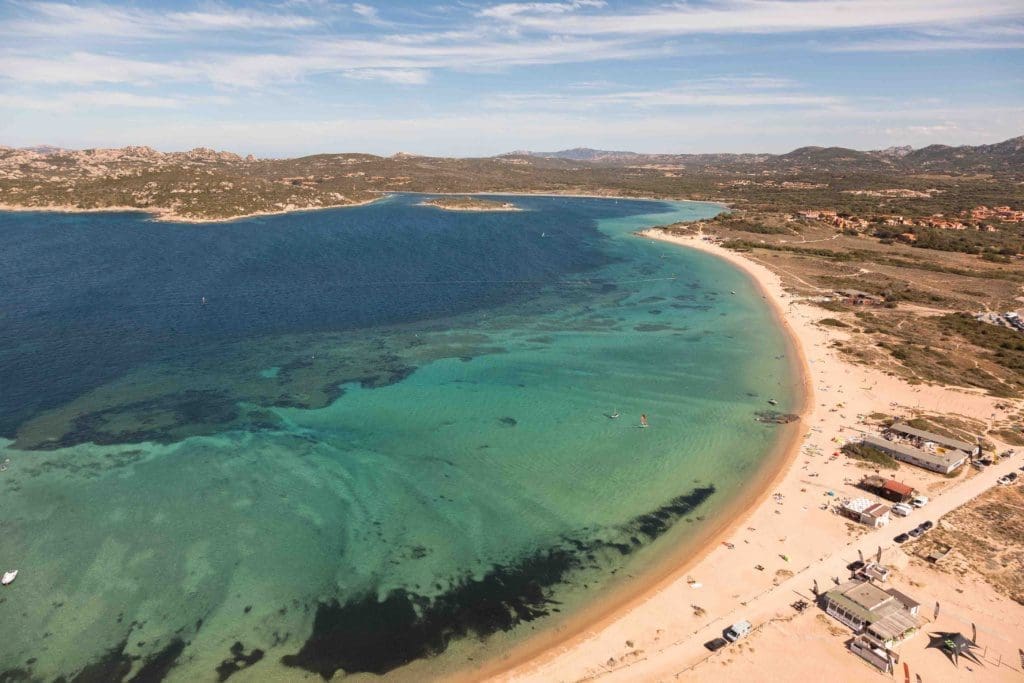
left=1, top=570, right=17, bottom=586
left=201, top=296, right=208, bottom=305
left=609, top=411, right=620, bottom=419
left=731, top=290, right=737, bottom=295
left=768, top=398, right=778, bottom=406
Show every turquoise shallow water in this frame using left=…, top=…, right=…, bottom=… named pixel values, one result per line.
left=0, top=196, right=797, bottom=681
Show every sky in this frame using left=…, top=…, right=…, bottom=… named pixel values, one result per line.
left=0, top=0, right=1022, bottom=157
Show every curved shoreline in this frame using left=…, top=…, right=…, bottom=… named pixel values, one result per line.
left=441, top=228, right=813, bottom=683
left=0, top=196, right=385, bottom=224
left=0, top=192, right=727, bottom=223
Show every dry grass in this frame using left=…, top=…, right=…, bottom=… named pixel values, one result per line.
left=907, top=484, right=1024, bottom=605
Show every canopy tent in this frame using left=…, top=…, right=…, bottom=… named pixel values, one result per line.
left=926, top=632, right=982, bottom=667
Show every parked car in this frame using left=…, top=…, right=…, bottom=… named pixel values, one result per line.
left=911, top=495, right=929, bottom=508
left=998, top=475, right=1013, bottom=485
left=724, top=620, right=752, bottom=642
left=892, top=503, right=913, bottom=517
left=894, top=533, right=910, bottom=544
left=918, top=520, right=934, bottom=531
left=847, top=560, right=865, bottom=572
left=704, top=637, right=729, bottom=652
left=908, top=527, right=924, bottom=538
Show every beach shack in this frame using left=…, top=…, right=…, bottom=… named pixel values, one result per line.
left=861, top=434, right=967, bottom=475
left=834, top=289, right=885, bottom=306
left=859, top=475, right=915, bottom=503
left=841, top=498, right=891, bottom=528
left=822, top=581, right=921, bottom=663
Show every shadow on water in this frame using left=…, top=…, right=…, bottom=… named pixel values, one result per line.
left=281, top=485, right=715, bottom=679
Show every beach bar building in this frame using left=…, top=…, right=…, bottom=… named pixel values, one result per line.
left=861, top=434, right=967, bottom=475
left=841, top=497, right=891, bottom=528
left=859, top=475, right=915, bottom=503
left=822, top=580, right=921, bottom=649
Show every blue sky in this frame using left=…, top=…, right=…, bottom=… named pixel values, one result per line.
left=1, top=0, right=1022, bottom=157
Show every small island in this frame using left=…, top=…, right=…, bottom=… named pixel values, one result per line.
left=419, top=197, right=521, bottom=212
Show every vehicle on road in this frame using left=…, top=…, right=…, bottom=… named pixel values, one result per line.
left=919, top=520, right=934, bottom=531
left=911, top=495, right=929, bottom=508
left=894, top=533, right=910, bottom=544
left=892, top=503, right=913, bottom=517
left=908, top=527, right=924, bottom=538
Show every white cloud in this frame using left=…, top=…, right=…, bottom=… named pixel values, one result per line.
left=2, top=2, right=317, bottom=39
left=0, top=91, right=185, bottom=111
left=351, top=3, right=378, bottom=20
left=479, top=0, right=1024, bottom=36
left=826, top=37, right=1024, bottom=51
left=344, top=68, right=430, bottom=85
left=478, top=1, right=606, bottom=20
left=489, top=76, right=842, bottom=110
left=0, top=52, right=193, bottom=85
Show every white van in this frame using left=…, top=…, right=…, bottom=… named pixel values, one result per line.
left=724, top=620, right=752, bottom=642
left=911, top=495, right=929, bottom=508
left=892, top=503, right=913, bottom=517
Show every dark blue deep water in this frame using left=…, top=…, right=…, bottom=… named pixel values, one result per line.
left=0, top=194, right=657, bottom=436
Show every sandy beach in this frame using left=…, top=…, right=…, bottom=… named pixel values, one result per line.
left=483, top=230, right=1023, bottom=682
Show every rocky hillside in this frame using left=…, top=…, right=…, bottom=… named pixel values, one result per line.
left=525, top=136, right=1024, bottom=175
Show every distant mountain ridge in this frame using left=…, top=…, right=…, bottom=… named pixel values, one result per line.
left=519, top=136, right=1024, bottom=173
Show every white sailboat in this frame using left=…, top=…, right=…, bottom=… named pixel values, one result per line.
left=2, top=570, right=18, bottom=586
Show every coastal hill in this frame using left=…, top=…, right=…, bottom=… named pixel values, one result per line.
left=526, top=135, right=1024, bottom=173
left=2, top=136, right=1022, bottom=221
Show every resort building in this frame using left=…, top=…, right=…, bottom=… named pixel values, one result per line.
left=841, top=497, right=891, bottom=528
left=861, top=434, right=968, bottom=475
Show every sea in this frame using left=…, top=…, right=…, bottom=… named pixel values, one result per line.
left=0, top=194, right=799, bottom=681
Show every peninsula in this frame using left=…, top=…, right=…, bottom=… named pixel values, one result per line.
left=419, top=197, right=521, bottom=212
